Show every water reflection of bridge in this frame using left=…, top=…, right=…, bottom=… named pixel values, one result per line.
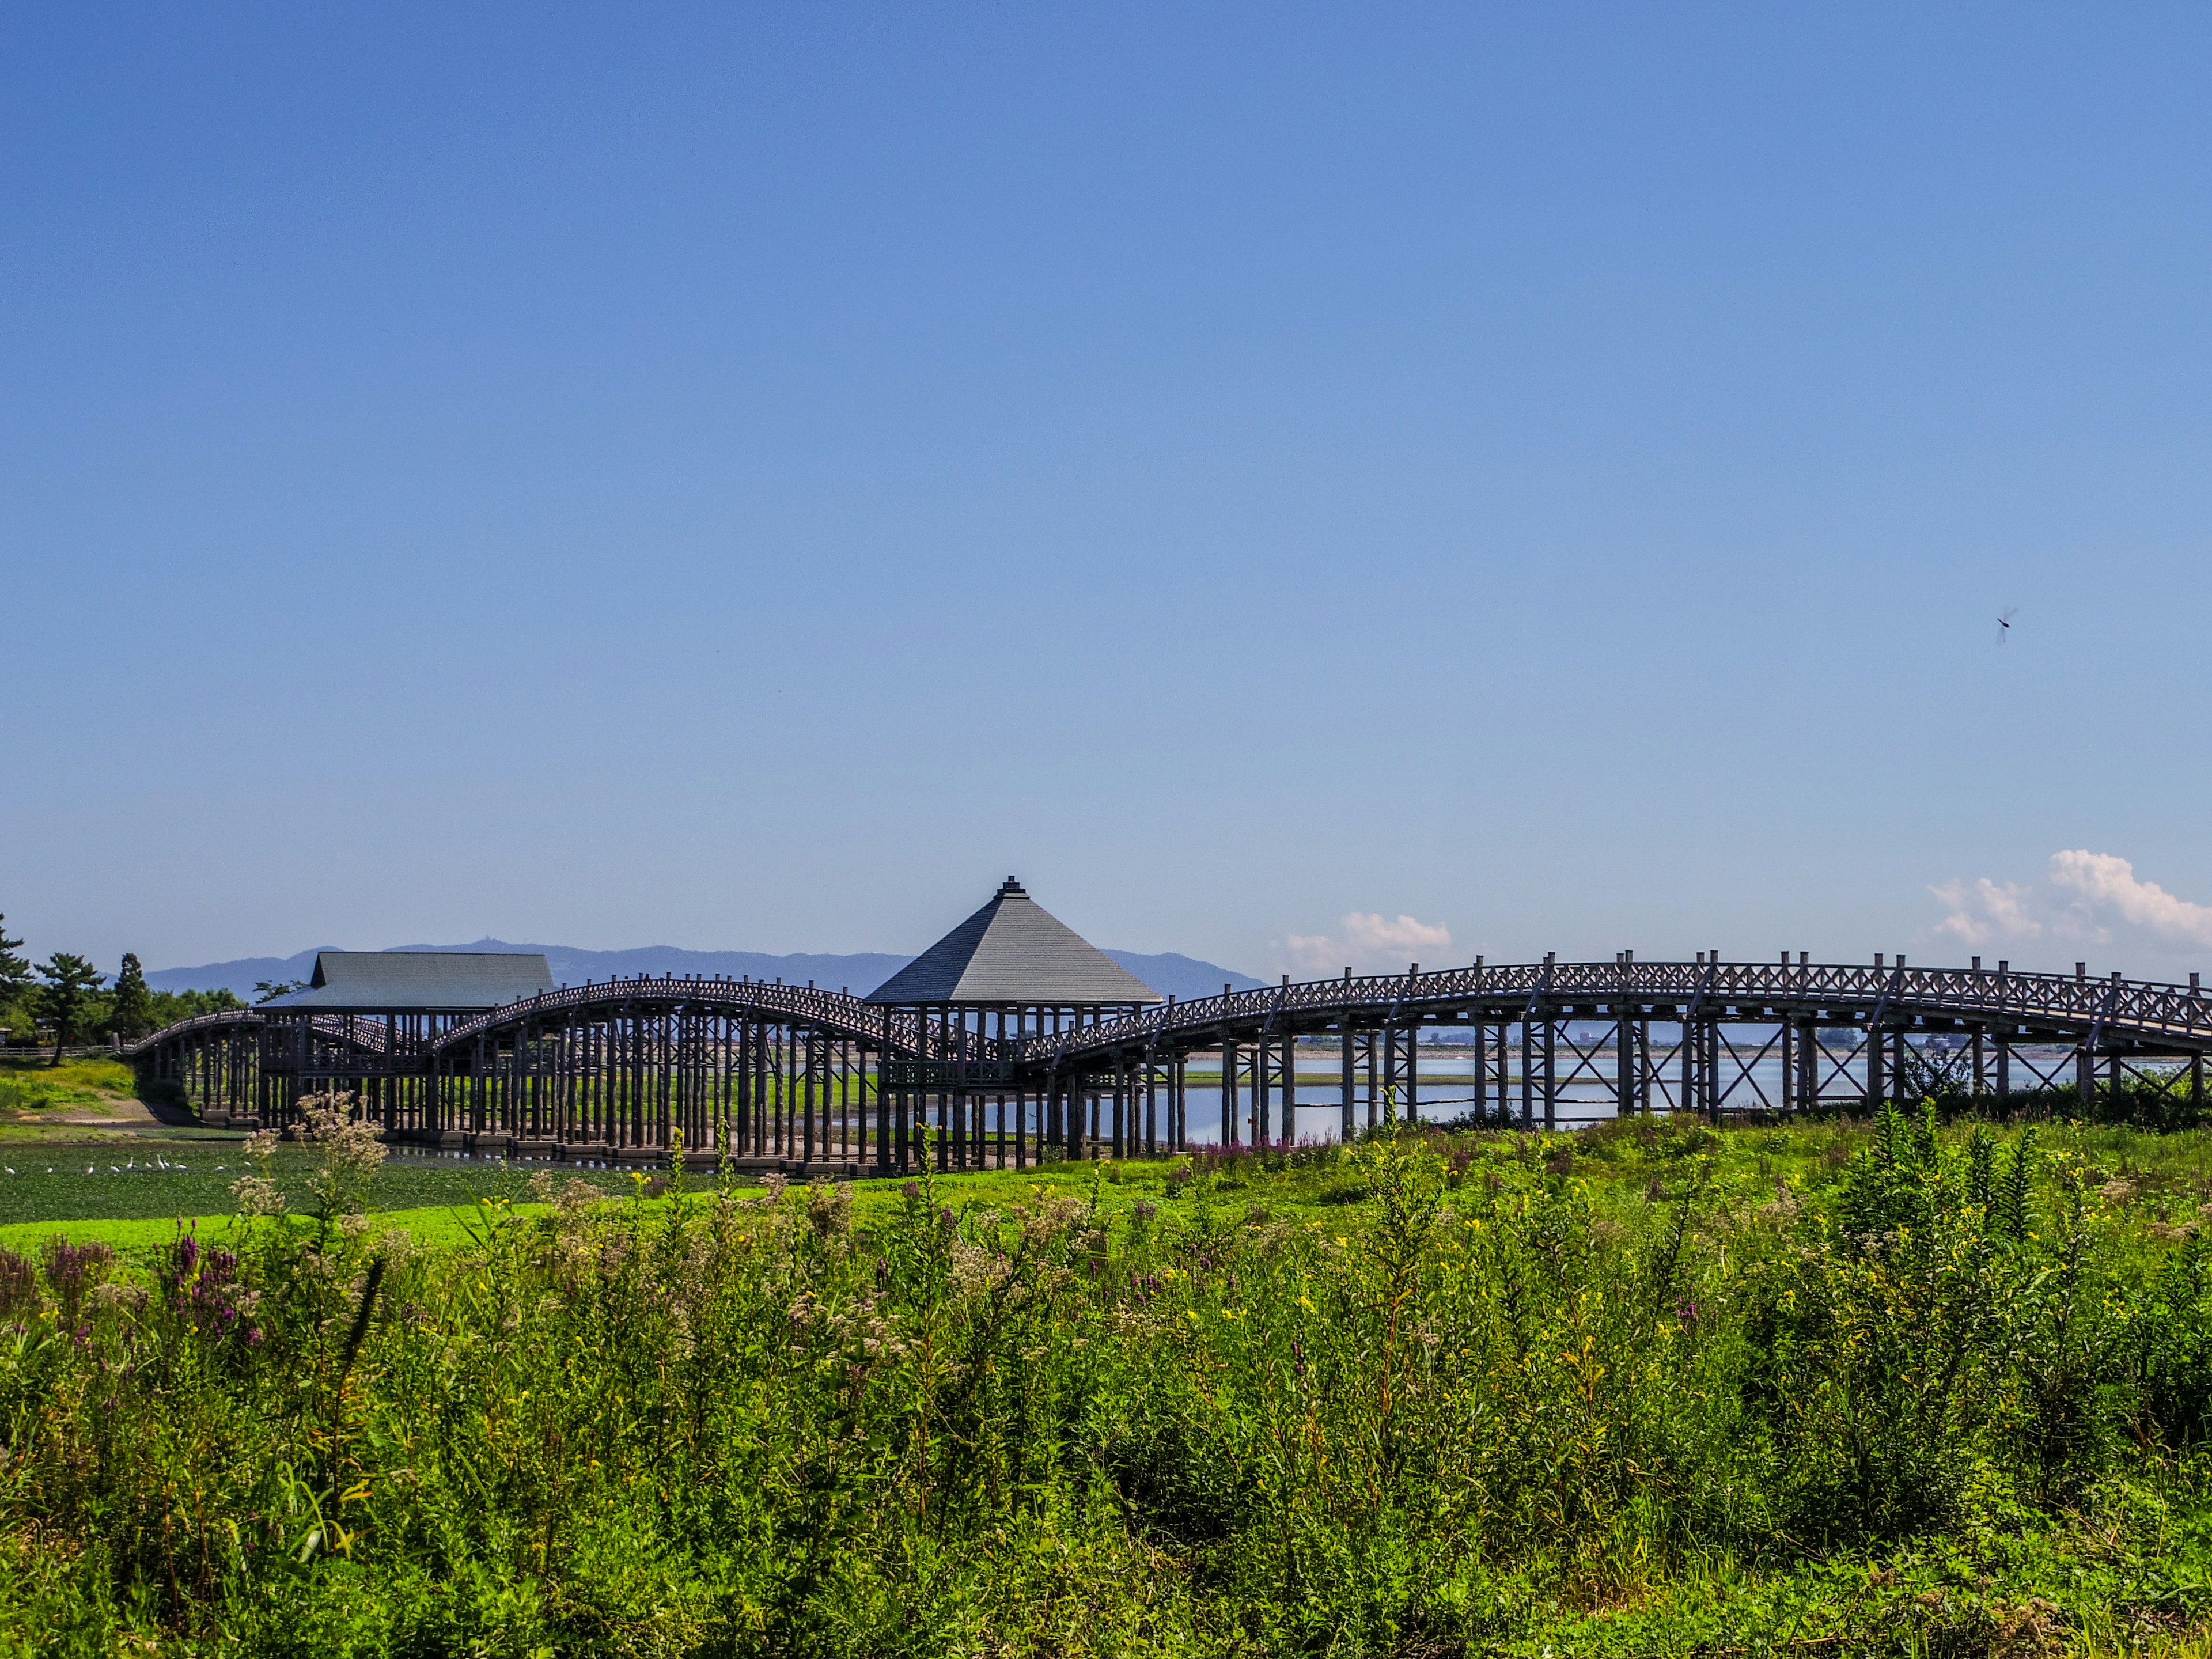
left=126, top=881, right=2212, bottom=1173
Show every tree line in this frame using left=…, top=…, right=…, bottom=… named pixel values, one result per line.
left=0, top=914, right=244, bottom=1063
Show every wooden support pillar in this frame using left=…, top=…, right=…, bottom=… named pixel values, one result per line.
left=1354, top=1035, right=1371, bottom=1141
left=1779, top=1018, right=1794, bottom=1115
left=1616, top=1013, right=1634, bottom=1122
left=1254, top=1041, right=1271, bottom=1145
left=1706, top=1022, right=1722, bottom=1125
left=1866, top=1024, right=1885, bottom=1113
left=1995, top=1035, right=2010, bottom=1107
left=1520, top=1021, right=1535, bottom=1128
left=2077, top=1042, right=2096, bottom=1115
left=1340, top=1025, right=1355, bottom=1142
left=1406, top=1029, right=1419, bottom=1124
left=1221, top=1041, right=1238, bottom=1145
left=1281, top=1031, right=1295, bottom=1143
left=1542, top=1019, right=1556, bottom=1131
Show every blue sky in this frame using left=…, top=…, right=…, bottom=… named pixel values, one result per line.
left=6, top=5, right=2211, bottom=980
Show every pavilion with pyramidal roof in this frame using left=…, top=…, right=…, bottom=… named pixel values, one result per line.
left=868, top=878, right=1168, bottom=1165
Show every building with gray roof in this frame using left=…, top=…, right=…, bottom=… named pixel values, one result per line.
left=261, top=950, right=555, bottom=1014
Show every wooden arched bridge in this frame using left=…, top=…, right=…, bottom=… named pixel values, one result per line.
left=127, top=934, right=2212, bottom=1174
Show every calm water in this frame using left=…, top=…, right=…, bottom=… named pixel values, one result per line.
left=1156, top=1037, right=2116, bottom=1145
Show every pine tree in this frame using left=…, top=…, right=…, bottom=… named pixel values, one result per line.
left=109, top=953, right=152, bottom=1041
left=0, top=915, right=28, bottom=999
left=33, top=953, right=104, bottom=1065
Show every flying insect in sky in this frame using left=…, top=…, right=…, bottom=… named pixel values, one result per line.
left=1996, top=607, right=2018, bottom=645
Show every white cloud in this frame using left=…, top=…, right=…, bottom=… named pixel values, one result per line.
left=1930, top=850, right=2212, bottom=960
left=1929, top=877, right=2040, bottom=947
left=1285, top=912, right=1452, bottom=975
left=2048, top=850, right=2212, bottom=947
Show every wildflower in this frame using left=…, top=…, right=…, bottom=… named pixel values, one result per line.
left=231, top=1175, right=286, bottom=1218
left=0, top=1248, right=38, bottom=1319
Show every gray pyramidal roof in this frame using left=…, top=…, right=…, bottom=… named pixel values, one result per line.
left=866, top=880, right=1162, bottom=1006
left=262, top=950, right=556, bottom=1013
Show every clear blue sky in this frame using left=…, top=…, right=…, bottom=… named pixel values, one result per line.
left=7, top=5, right=2211, bottom=981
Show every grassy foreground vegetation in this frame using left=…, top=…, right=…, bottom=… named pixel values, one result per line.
left=8, top=1107, right=2212, bottom=1654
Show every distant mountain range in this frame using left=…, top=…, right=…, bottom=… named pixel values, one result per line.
left=147, top=940, right=1266, bottom=1003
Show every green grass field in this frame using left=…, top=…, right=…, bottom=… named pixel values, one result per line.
left=0, top=1137, right=647, bottom=1228
left=0, top=1053, right=139, bottom=1115
left=9, top=1111, right=2212, bottom=1653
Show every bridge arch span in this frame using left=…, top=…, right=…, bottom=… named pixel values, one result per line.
left=121, top=955, right=2212, bottom=1168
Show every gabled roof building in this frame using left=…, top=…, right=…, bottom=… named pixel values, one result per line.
left=262, top=950, right=555, bottom=1014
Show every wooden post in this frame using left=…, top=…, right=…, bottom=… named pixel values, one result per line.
left=1521, top=1020, right=1535, bottom=1128
left=1616, top=1015, right=1634, bottom=1122
left=1340, top=1024, right=1355, bottom=1142
left=1366, top=1033, right=1379, bottom=1130
left=1222, top=1040, right=1238, bottom=1145
left=1542, top=1018, right=1556, bottom=1131
left=1406, top=1028, right=1419, bottom=1124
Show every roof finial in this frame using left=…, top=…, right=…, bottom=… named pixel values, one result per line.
left=998, top=876, right=1027, bottom=897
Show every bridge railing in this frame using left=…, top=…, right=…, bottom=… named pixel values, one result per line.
left=1015, top=959, right=2212, bottom=1065
left=120, top=959, right=2212, bottom=1080
left=116, top=1008, right=268, bottom=1060
left=429, top=976, right=904, bottom=1058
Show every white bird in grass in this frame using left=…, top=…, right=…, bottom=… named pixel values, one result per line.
left=84, top=1165, right=93, bottom=1175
